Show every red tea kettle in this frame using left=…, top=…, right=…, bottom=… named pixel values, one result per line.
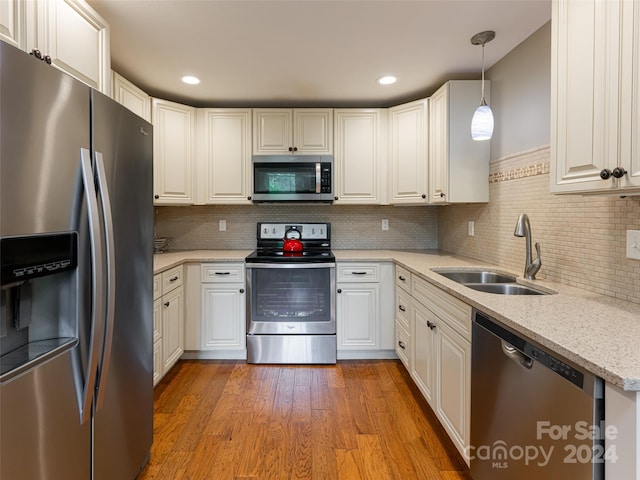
left=283, top=227, right=303, bottom=252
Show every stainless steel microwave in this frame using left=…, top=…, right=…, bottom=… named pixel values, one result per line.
left=252, top=155, right=334, bottom=202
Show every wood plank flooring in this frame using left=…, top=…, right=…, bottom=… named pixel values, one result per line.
left=138, top=360, right=471, bottom=480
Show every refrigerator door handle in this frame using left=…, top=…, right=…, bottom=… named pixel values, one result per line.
left=79, top=148, right=106, bottom=424
left=93, top=151, right=116, bottom=412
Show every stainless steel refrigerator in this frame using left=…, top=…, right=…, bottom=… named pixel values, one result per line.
left=0, top=41, right=153, bottom=479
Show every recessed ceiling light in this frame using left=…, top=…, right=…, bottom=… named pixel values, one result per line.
left=181, top=75, right=200, bottom=85
left=377, top=75, right=397, bottom=85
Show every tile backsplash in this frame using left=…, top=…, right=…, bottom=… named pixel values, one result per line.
left=155, top=204, right=438, bottom=251
left=439, top=146, right=640, bottom=305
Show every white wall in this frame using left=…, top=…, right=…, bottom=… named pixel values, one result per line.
left=486, top=22, right=551, bottom=161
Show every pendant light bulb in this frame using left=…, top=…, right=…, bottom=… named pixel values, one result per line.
left=470, top=30, right=495, bottom=141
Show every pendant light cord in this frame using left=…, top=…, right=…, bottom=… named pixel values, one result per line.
left=481, top=43, right=486, bottom=105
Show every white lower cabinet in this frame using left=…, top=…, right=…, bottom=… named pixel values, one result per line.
left=153, top=265, right=184, bottom=386
left=396, top=266, right=472, bottom=464
left=336, top=262, right=395, bottom=359
left=182, top=263, right=247, bottom=359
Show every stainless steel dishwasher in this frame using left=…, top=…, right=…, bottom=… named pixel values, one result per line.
left=471, top=311, right=604, bottom=480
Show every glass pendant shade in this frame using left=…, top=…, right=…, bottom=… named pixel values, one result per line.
left=471, top=102, right=494, bottom=141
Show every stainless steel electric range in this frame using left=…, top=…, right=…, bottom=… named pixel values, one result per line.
left=245, top=223, right=336, bottom=364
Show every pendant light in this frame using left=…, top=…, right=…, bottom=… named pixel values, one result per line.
left=470, top=30, right=495, bottom=141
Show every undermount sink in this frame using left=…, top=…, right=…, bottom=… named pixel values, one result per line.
left=464, top=283, right=547, bottom=295
left=434, top=270, right=516, bottom=284
left=431, top=268, right=551, bottom=295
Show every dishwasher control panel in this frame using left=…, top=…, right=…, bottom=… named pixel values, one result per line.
left=524, top=345, right=584, bottom=388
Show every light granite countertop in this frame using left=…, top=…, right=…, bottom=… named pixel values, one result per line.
left=154, top=249, right=640, bottom=391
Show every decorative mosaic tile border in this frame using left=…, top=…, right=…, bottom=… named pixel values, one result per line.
left=488, top=145, right=551, bottom=183
left=489, top=162, right=550, bottom=183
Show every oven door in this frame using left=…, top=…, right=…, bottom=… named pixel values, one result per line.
left=246, top=262, right=336, bottom=335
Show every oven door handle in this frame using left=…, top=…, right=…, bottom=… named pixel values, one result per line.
left=246, top=262, right=335, bottom=269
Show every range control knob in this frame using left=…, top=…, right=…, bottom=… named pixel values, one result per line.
left=612, top=167, right=627, bottom=178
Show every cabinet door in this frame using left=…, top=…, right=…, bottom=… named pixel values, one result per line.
left=112, top=72, right=150, bottom=121
left=252, top=109, right=292, bottom=154
left=336, top=283, right=379, bottom=350
left=36, top=0, right=110, bottom=93
left=197, top=109, right=252, bottom=204
left=429, top=85, right=448, bottom=203
left=551, top=0, right=620, bottom=193
left=389, top=99, right=428, bottom=204
left=201, top=284, right=245, bottom=350
left=411, top=300, right=435, bottom=406
left=334, top=109, right=382, bottom=204
left=162, top=286, right=184, bottom=372
left=0, top=0, right=24, bottom=49
left=435, top=319, right=470, bottom=458
left=152, top=98, right=196, bottom=204
left=293, top=109, right=333, bottom=154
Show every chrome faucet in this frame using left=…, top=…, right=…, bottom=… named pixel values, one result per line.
left=514, top=213, right=541, bottom=280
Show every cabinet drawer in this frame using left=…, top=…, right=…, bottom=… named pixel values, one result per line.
left=201, top=263, right=245, bottom=283
left=162, top=265, right=183, bottom=293
left=395, top=287, right=411, bottom=331
left=395, top=265, right=412, bottom=292
left=412, top=275, right=472, bottom=340
left=337, top=263, right=379, bottom=282
left=153, top=274, right=162, bottom=300
left=395, top=320, right=411, bottom=369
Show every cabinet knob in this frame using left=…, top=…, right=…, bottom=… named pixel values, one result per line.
left=154, top=194, right=160, bottom=199
left=612, top=167, right=628, bottom=179
left=600, top=169, right=613, bottom=180
left=43, top=55, right=52, bottom=65
left=334, top=196, right=339, bottom=201
left=164, top=301, right=170, bottom=307
left=439, top=192, right=445, bottom=198
left=337, top=289, right=342, bottom=293
left=427, top=320, right=436, bottom=330
left=30, top=49, right=42, bottom=59
left=398, top=340, right=406, bottom=349
left=421, top=194, right=426, bottom=199
left=239, top=288, right=245, bottom=293
left=247, top=196, right=252, bottom=201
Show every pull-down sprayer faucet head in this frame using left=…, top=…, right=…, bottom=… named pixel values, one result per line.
left=514, top=213, right=529, bottom=238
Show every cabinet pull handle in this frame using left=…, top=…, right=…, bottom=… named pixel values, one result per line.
left=164, top=301, right=170, bottom=307
left=398, top=275, right=406, bottom=281
left=398, top=305, right=406, bottom=312
left=169, top=276, right=178, bottom=282
left=398, top=340, right=406, bottom=349
left=337, top=289, right=342, bottom=293
left=239, top=288, right=245, bottom=293
left=214, top=272, right=231, bottom=275
left=427, top=321, right=436, bottom=330
left=351, top=271, right=367, bottom=275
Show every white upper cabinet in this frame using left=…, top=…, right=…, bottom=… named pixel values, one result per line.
left=253, top=108, right=333, bottom=155
left=0, top=0, right=25, bottom=49
left=429, top=81, right=490, bottom=204
left=152, top=98, right=196, bottom=205
left=334, top=109, right=387, bottom=204
left=31, top=0, right=110, bottom=94
left=389, top=99, right=429, bottom=204
left=196, top=109, right=252, bottom=204
left=112, top=72, right=150, bottom=122
left=551, top=0, right=640, bottom=194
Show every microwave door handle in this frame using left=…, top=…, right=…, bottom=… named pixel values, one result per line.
left=315, top=163, right=321, bottom=193
left=93, top=151, right=116, bottom=413
left=79, top=148, right=106, bottom=424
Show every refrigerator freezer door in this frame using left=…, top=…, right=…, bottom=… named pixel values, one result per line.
left=91, top=91, right=154, bottom=480
left=0, top=41, right=92, bottom=480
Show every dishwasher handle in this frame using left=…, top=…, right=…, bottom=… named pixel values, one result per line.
left=501, top=341, right=533, bottom=369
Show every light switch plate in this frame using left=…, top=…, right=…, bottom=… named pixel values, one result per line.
left=468, top=221, right=475, bottom=236
left=627, top=230, right=640, bottom=259
left=382, top=219, right=389, bottom=231
left=219, top=220, right=227, bottom=232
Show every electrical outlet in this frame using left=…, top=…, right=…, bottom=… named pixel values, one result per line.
left=627, top=230, right=640, bottom=259
left=219, top=220, right=227, bottom=232
left=468, top=221, right=475, bottom=237
left=381, top=219, right=389, bottom=231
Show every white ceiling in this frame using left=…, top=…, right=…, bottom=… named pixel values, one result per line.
left=88, top=0, right=551, bottom=108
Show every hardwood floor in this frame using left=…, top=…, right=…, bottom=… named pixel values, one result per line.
left=139, top=360, right=471, bottom=480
